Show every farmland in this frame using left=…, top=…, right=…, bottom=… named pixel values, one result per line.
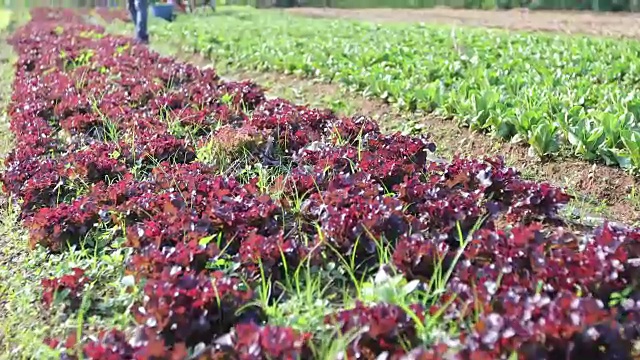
left=158, top=9, right=640, bottom=172
left=2, top=5, right=640, bottom=360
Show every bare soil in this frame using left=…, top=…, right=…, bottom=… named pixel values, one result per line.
left=285, top=7, right=640, bottom=38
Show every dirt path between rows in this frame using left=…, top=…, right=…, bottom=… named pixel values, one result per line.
left=286, top=7, right=640, bottom=38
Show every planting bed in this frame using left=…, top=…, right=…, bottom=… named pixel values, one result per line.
left=5, top=6, right=640, bottom=360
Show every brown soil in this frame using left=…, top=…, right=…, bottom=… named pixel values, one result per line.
left=285, top=7, right=640, bottom=38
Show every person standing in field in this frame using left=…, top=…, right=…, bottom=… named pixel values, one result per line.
left=127, top=0, right=149, bottom=44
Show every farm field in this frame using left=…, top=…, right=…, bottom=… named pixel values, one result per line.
left=159, top=8, right=640, bottom=173
left=2, top=5, right=640, bottom=360
left=143, top=10, right=640, bottom=226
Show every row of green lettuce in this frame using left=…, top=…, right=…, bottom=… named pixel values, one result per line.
left=153, top=8, right=640, bottom=170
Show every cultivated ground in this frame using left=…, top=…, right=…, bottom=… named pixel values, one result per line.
left=286, top=6, right=640, bottom=37
left=270, top=6, right=640, bottom=215
left=147, top=8, right=640, bottom=225
left=3, top=6, right=640, bottom=360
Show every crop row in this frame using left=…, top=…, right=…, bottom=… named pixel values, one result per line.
left=160, top=9, right=640, bottom=170
left=5, top=7, right=640, bottom=360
